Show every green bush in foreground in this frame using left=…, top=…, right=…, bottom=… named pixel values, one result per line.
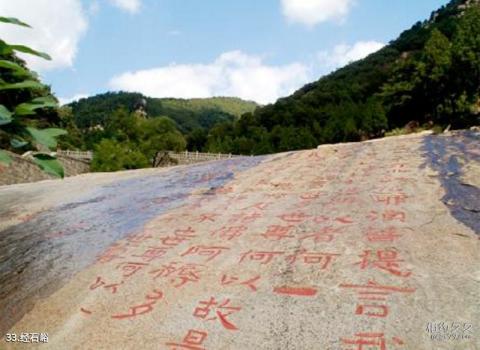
left=0, top=16, right=66, bottom=177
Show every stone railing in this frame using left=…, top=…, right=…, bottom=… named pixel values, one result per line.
left=56, top=150, right=93, bottom=161
left=153, top=150, right=242, bottom=167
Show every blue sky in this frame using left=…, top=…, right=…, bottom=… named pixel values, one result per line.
left=0, top=0, right=448, bottom=104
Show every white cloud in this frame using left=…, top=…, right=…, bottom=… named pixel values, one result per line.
left=58, top=93, right=89, bottom=105
left=317, top=41, right=385, bottom=70
left=0, top=0, right=88, bottom=72
left=281, top=0, right=355, bottom=27
left=109, top=51, right=310, bottom=104
left=108, top=0, right=141, bottom=13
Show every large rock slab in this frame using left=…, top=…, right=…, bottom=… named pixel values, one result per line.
left=0, top=132, right=479, bottom=349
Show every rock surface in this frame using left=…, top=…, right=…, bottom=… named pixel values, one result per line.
left=0, top=132, right=479, bottom=349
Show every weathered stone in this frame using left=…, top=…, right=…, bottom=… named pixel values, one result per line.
left=0, top=132, right=478, bottom=350
left=0, top=151, right=90, bottom=186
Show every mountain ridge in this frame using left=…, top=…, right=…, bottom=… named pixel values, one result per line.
left=201, top=0, right=479, bottom=155
left=67, top=92, right=258, bottom=132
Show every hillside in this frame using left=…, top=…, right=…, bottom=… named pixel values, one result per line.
left=67, top=92, right=257, bottom=132
left=161, top=97, right=258, bottom=120
left=204, top=0, right=480, bottom=155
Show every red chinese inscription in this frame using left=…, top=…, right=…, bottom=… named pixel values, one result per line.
left=193, top=297, right=241, bottom=331
left=165, top=329, right=208, bottom=350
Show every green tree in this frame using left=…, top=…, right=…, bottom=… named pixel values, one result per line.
left=56, top=106, right=84, bottom=150
left=91, top=139, right=149, bottom=172
left=450, top=5, right=480, bottom=126
left=421, top=28, right=453, bottom=122
left=187, top=128, right=208, bottom=151
left=138, top=117, right=187, bottom=160
left=380, top=29, right=453, bottom=126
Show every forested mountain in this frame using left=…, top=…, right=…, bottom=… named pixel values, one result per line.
left=67, top=92, right=257, bottom=132
left=59, top=93, right=257, bottom=169
left=204, top=0, right=480, bottom=155
left=29, top=0, right=480, bottom=172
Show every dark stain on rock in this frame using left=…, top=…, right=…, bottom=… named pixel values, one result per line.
left=422, top=131, right=480, bottom=235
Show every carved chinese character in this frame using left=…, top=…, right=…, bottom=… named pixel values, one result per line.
left=341, top=332, right=404, bottom=350
left=211, top=226, right=247, bottom=241
left=193, top=297, right=241, bottom=331
left=356, top=250, right=412, bottom=277
left=149, top=262, right=204, bottom=288
left=239, top=250, right=284, bottom=265
left=260, top=225, right=295, bottom=241
left=181, top=246, right=230, bottom=262
left=166, top=329, right=208, bottom=350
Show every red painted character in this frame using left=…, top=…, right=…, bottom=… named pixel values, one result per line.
left=181, top=246, right=230, bottom=262
left=165, top=329, right=208, bottom=350
left=126, top=232, right=153, bottom=247
left=228, top=211, right=262, bottom=224
left=356, top=250, right=412, bottom=277
left=300, top=231, right=334, bottom=243
left=220, top=274, right=261, bottom=292
left=339, top=279, right=416, bottom=299
left=382, top=210, right=407, bottom=222
left=340, top=280, right=415, bottom=319
left=132, top=246, right=169, bottom=263
left=149, top=262, right=204, bottom=288
left=193, top=297, right=241, bottom=331
left=89, top=276, right=123, bottom=294
left=198, top=213, right=218, bottom=223
left=326, top=195, right=359, bottom=206
left=313, top=215, right=330, bottom=224
left=277, top=212, right=311, bottom=223
left=335, top=216, right=355, bottom=224
left=341, top=332, right=404, bottom=350
left=300, top=192, right=322, bottom=201
left=160, top=227, right=196, bottom=247
left=300, top=226, right=343, bottom=243
left=116, top=261, right=148, bottom=278
left=111, top=289, right=163, bottom=320
left=261, top=225, right=295, bottom=241
left=355, top=304, right=389, bottom=318
left=96, top=243, right=127, bottom=264
left=239, top=250, right=284, bottom=265
left=371, top=193, right=408, bottom=206
left=367, top=211, right=406, bottom=223
left=364, top=227, right=402, bottom=243
left=242, top=202, right=272, bottom=211
left=286, top=249, right=340, bottom=269
left=211, top=226, right=247, bottom=241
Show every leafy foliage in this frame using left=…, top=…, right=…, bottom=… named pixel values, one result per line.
left=91, top=139, right=150, bottom=172
left=90, top=109, right=187, bottom=172
left=0, top=16, right=65, bottom=177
